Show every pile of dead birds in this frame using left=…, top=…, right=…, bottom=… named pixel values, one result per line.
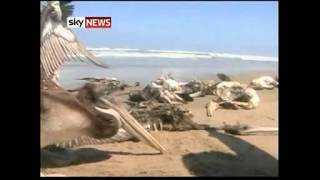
left=124, top=73, right=278, bottom=136
left=127, top=73, right=278, bottom=113
left=130, top=103, right=210, bottom=131
left=54, top=73, right=278, bottom=149
left=91, top=73, right=278, bottom=132
left=128, top=73, right=217, bottom=105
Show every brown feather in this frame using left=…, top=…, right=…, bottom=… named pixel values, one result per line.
left=42, top=40, right=56, bottom=77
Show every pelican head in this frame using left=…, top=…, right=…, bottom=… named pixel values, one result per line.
left=41, top=1, right=63, bottom=38
left=47, top=1, right=62, bottom=21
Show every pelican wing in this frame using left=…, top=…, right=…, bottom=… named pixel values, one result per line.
left=41, top=24, right=107, bottom=80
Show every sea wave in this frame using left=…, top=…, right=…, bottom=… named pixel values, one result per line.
left=87, top=48, right=278, bottom=62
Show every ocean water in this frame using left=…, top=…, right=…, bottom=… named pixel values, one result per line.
left=59, top=57, right=278, bottom=89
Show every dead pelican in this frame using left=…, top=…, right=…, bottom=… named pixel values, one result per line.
left=214, top=73, right=260, bottom=109
left=40, top=1, right=166, bottom=153
left=41, top=83, right=121, bottom=147
left=249, top=76, right=278, bottom=90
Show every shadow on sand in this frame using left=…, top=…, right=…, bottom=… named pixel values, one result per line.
left=41, top=147, right=111, bottom=168
left=41, top=146, right=161, bottom=168
left=182, top=129, right=278, bottom=176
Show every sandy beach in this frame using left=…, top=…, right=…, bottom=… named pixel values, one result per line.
left=40, top=1, right=279, bottom=176
left=43, top=71, right=278, bottom=176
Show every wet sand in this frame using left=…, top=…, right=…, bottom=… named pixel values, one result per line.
left=43, top=72, right=278, bottom=176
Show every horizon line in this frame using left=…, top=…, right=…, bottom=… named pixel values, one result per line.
left=86, top=47, right=278, bottom=62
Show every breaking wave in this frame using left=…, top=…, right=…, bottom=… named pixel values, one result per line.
left=87, top=48, right=278, bottom=62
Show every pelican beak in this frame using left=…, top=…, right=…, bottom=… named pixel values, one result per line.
left=95, top=98, right=167, bottom=154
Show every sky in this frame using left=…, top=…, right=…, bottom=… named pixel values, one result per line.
left=72, top=1, right=278, bottom=57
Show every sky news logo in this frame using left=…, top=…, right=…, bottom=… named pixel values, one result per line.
left=67, top=17, right=112, bottom=28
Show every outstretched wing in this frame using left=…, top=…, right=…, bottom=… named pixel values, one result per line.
left=41, top=24, right=108, bottom=80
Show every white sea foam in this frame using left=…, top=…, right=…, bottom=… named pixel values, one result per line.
left=86, top=48, right=278, bottom=62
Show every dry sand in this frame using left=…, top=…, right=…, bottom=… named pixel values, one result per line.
left=42, top=72, right=278, bottom=177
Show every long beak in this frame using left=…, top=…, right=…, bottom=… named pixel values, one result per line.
left=95, top=98, right=167, bottom=154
